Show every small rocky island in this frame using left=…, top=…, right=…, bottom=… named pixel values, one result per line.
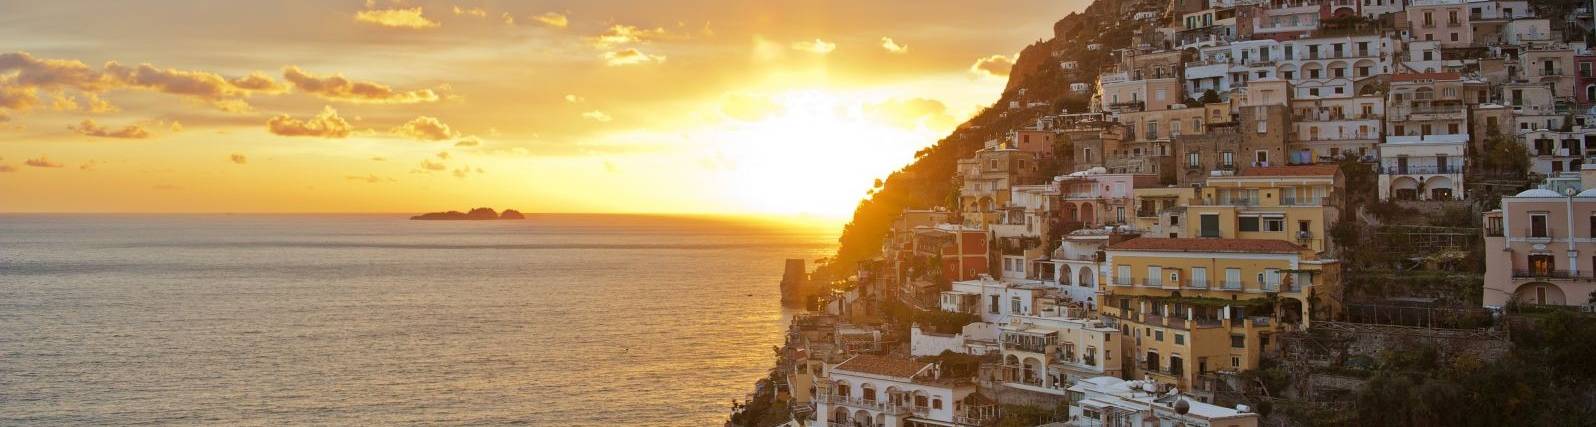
left=410, top=207, right=526, bottom=220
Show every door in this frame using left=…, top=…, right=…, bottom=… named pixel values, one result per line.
left=1529, top=254, right=1554, bottom=276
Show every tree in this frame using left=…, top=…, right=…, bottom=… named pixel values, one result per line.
left=1200, top=89, right=1222, bottom=104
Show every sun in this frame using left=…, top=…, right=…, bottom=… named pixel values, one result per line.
left=712, top=90, right=953, bottom=217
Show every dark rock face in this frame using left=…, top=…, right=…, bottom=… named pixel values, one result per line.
left=410, top=207, right=525, bottom=220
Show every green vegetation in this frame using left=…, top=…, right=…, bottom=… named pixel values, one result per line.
left=883, top=298, right=978, bottom=335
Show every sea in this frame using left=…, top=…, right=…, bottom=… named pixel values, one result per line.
left=0, top=214, right=837, bottom=426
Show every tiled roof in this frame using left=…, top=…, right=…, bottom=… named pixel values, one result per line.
left=1392, top=71, right=1461, bottom=82
left=1235, top=164, right=1340, bottom=177
left=834, top=354, right=931, bottom=379
left=1107, top=237, right=1305, bottom=254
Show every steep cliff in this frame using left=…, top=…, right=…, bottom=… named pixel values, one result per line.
left=819, top=0, right=1151, bottom=280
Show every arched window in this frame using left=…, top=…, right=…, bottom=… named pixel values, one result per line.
left=933, top=398, right=943, bottom=410
left=1586, top=84, right=1595, bottom=102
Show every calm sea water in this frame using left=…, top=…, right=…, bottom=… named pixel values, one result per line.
left=0, top=214, right=835, bottom=426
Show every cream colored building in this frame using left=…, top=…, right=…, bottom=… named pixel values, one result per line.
left=1187, top=165, right=1344, bottom=255
left=1102, top=238, right=1342, bottom=391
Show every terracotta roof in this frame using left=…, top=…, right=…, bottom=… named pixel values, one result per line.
left=1107, top=237, right=1305, bottom=254
left=1235, top=164, right=1340, bottom=177
left=834, top=354, right=932, bottom=379
left=1392, top=71, right=1461, bottom=82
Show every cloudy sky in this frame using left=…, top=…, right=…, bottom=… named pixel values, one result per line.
left=0, top=0, right=1086, bottom=216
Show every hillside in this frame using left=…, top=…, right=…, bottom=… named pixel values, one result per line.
left=818, top=0, right=1156, bottom=280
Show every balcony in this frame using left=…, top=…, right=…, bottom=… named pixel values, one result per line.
left=1114, top=277, right=1134, bottom=287
left=1218, top=280, right=1245, bottom=291
left=1280, top=196, right=1323, bottom=206
left=1003, top=340, right=1050, bottom=353
left=1512, top=269, right=1595, bottom=280
left=1382, top=164, right=1462, bottom=175
left=818, top=393, right=912, bottom=415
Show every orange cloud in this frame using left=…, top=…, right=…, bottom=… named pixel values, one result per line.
left=603, top=48, right=665, bottom=66
left=230, top=153, right=247, bottom=164
left=69, top=119, right=151, bottom=139
left=25, top=156, right=63, bottom=168
left=354, top=7, right=439, bottom=29
left=591, top=24, right=670, bottom=47
left=581, top=111, right=612, bottom=122
left=531, top=12, right=568, bottom=28
left=282, top=66, right=439, bottom=104
left=391, top=116, right=457, bottom=141
left=455, top=135, right=482, bottom=147
left=452, top=6, right=486, bottom=17
left=881, top=37, right=909, bottom=54
left=971, top=54, right=1015, bottom=78
left=0, top=52, right=280, bottom=111
left=419, top=158, right=446, bottom=171
left=791, top=39, right=836, bottom=54
left=267, top=106, right=352, bottom=138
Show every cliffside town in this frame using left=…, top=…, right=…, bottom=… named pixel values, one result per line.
left=732, top=0, right=1596, bottom=426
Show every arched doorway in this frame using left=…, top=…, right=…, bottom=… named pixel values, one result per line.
left=1423, top=176, right=1454, bottom=200
left=1059, top=264, right=1073, bottom=286
left=1514, top=282, right=1566, bottom=305
left=1078, top=266, right=1095, bottom=288
left=1390, top=176, right=1420, bottom=201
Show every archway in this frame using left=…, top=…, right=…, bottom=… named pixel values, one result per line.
left=1079, top=202, right=1096, bottom=225
left=852, top=409, right=872, bottom=427
left=1023, top=357, right=1044, bottom=385
left=1059, top=264, right=1073, bottom=286
left=1514, top=282, right=1567, bottom=306
left=831, top=407, right=849, bottom=424
left=1390, top=176, right=1420, bottom=201
left=1423, top=176, right=1454, bottom=200
left=1078, top=266, right=1096, bottom=288
left=861, top=383, right=877, bottom=402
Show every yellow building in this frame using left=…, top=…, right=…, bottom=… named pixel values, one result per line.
left=1187, top=165, right=1343, bottom=255
left=1132, top=186, right=1198, bottom=238
left=1101, top=237, right=1342, bottom=391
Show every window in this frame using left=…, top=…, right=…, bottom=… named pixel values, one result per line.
left=1191, top=267, right=1207, bottom=287
left=1175, top=334, right=1185, bottom=345
left=1232, top=356, right=1241, bottom=368
left=989, top=295, right=1000, bottom=314
left=1451, top=32, right=1459, bottom=42
left=1155, top=330, right=1164, bottom=342
left=1239, top=216, right=1260, bottom=232
left=932, top=398, right=942, bottom=410
left=1231, top=334, right=1246, bottom=348
left=1221, top=151, right=1234, bottom=167
left=1188, top=152, right=1201, bottom=167
left=1264, top=217, right=1285, bottom=232
left=1531, top=214, right=1549, bottom=238
left=1200, top=214, right=1221, bottom=237
left=1011, top=297, right=1021, bottom=314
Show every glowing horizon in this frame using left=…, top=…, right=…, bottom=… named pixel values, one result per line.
left=0, top=1, right=1087, bottom=218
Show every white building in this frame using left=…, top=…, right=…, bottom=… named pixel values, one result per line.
left=996, top=312, right=1123, bottom=397
left=1378, top=134, right=1468, bottom=201
left=940, top=276, right=1053, bottom=324
left=1064, top=376, right=1261, bottom=427
left=815, top=354, right=994, bottom=427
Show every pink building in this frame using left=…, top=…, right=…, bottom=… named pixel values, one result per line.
left=1482, top=187, right=1596, bottom=308
left=1011, top=129, right=1058, bottom=159
left=1407, top=0, right=1473, bottom=48
left=1055, top=171, right=1160, bottom=228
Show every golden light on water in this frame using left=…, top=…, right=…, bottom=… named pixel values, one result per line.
left=0, top=1, right=1079, bottom=217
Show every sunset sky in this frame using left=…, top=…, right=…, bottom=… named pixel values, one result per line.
left=0, top=0, right=1084, bottom=216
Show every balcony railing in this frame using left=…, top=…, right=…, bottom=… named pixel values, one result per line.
left=817, top=392, right=911, bottom=415
left=1003, top=340, right=1050, bottom=353
left=1114, top=277, right=1134, bottom=286
left=1512, top=269, right=1594, bottom=279
left=1382, top=165, right=1462, bottom=175
left=1280, top=196, right=1323, bottom=206
left=1219, top=280, right=1244, bottom=290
